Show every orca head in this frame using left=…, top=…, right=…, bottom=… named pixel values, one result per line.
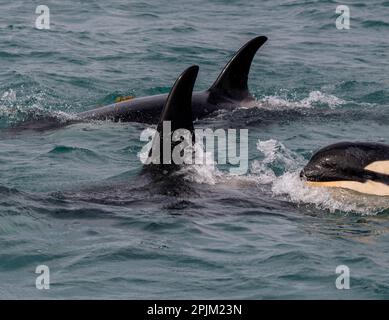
left=300, top=142, right=389, bottom=196
left=301, top=143, right=362, bottom=183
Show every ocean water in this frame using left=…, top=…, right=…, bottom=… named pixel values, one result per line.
left=1, top=0, right=389, bottom=299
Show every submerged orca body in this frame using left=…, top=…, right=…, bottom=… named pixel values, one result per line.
left=301, top=142, right=389, bottom=196
left=77, top=36, right=267, bottom=124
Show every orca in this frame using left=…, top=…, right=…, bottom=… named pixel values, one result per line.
left=8, top=36, right=266, bottom=132
left=76, top=36, right=267, bottom=124
left=300, top=142, right=389, bottom=196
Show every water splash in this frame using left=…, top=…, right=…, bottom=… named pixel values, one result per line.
left=176, top=143, right=222, bottom=185
left=0, top=88, right=76, bottom=127
left=256, top=90, right=347, bottom=110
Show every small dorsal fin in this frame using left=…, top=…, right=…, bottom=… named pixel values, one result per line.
left=149, top=65, right=199, bottom=166
left=209, top=36, right=267, bottom=101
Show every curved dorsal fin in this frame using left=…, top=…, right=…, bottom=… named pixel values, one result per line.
left=156, top=65, right=199, bottom=133
left=209, top=36, right=267, bottom=101
left=149, top=65, right=199, bottom=166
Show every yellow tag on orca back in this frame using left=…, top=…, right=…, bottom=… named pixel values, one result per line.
left=115, top=95, right=135, bottom=103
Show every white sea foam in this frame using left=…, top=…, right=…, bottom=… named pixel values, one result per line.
left=255, top=90, right=347, bottom=110
left=1, top=89, right=16, bottom=102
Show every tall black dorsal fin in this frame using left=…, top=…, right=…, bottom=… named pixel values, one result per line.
left=209, top=36, right=267, bottom=101
left=149, top=65, right=199, bottom=165
left=156, top=65, right=199, bottom=133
